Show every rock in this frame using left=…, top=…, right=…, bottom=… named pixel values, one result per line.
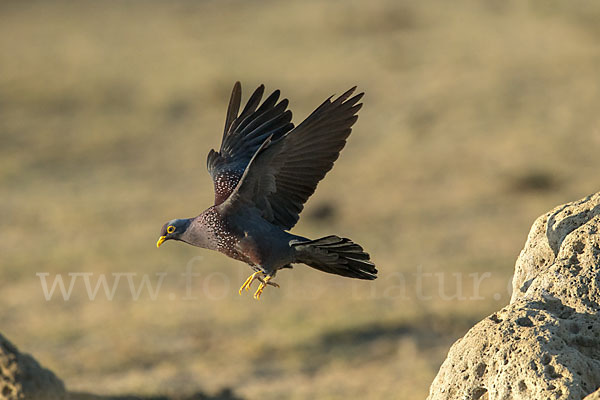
left=428, top=193, right=600, bottom=400
left=585, top=388, right=600, bottom=400
left=0, top=333, right=65, bottom=400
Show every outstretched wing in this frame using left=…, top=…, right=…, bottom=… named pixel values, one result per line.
left=219, top=87, right=363, bottom=230
left=207, top=82, right=294, bottom=205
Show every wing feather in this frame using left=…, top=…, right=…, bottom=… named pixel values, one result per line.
left=207, top=83, right=294, bottom=205
left=219, top=87, right=364, bottom=229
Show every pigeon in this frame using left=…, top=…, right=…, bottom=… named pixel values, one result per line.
left=157, top=82, right=377, bottom=299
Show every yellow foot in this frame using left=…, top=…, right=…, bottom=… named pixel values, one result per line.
left=254, top=275, right=278, bottom=300
left=239, top=271, right=262, bottom=295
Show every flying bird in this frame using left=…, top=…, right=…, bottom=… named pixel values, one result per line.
left=157, top=82, right=377, bottom=299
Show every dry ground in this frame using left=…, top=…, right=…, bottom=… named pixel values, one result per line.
left=1, top=0, right=600, bottom=399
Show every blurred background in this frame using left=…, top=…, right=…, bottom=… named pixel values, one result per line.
left=1, top=0, right=600, bottom=399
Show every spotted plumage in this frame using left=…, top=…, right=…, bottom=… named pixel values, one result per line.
left=157, top=82, right=377, bottom=299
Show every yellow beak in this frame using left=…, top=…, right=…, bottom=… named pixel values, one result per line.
left=156, top=236, right=167, bottom=248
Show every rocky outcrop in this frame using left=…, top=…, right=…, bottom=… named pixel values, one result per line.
left=428, top=193, right=600, bottom=400
left=585, top=388, right=600, bottom=400
left=0, top=333, right=65, bottom=400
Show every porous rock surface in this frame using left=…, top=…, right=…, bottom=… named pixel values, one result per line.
left=428, top=193, right=600, bottom=400
left=0, top=332, right=65, bottom=400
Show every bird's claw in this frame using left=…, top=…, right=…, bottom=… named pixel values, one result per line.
left=239, top=272, right=278, bottom=299
left=239, top=271, right=261, bottom=295
left=253, top=276, right=271, bottom=300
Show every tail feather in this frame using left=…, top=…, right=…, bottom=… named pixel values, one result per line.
left=292, top=235, right=377, bottom=280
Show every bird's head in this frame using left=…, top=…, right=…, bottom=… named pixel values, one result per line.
left=156, top=218, right=192, bottom=248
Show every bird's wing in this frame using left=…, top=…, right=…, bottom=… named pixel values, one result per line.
left=218, top=87, right=363, bottom=230
left=207, top=82, right=294, bottom=205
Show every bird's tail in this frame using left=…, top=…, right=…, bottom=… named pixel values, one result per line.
left=292, top=235, right=377, bottom=280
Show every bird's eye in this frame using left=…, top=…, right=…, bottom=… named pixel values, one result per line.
left=167, top=225, right=175, bottom=234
